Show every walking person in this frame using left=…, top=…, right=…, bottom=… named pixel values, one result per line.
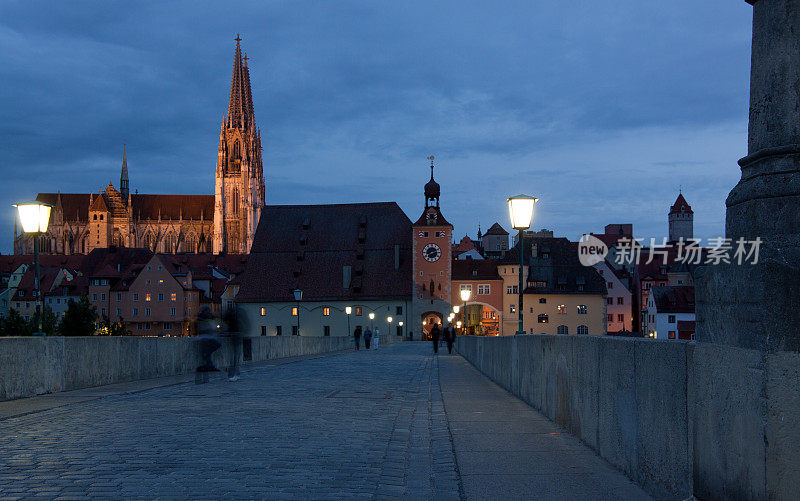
left=364, top=327, right=373, bottom=349
left=354, top=326, right=362, bottom=350
left=445, top=323, right=455, bottom=354
left=430, top=323, right=441, bottom=354
left=374, top=328, right=380, bottom=350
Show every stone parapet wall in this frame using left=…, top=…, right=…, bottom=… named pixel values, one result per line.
left=456, top=335, right=800, bottom=500
left=0, top=336, right=359, bottom=401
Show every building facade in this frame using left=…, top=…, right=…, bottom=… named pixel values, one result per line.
left=14, top=36, right=264, bottom=256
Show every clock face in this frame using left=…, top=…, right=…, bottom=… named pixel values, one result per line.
left=423, top=243, right=442, bottom=262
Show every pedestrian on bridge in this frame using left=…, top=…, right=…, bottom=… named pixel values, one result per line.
left=430, top=323, right=441, bottom=354
left=364, top=327, right=373, bottom=349
left=444, top=324, right=455, bottom=354
left=354, top=326, right=362, bottom=350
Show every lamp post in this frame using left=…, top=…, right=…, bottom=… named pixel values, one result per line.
left=14, top=201, right=52, bottom=336
left=459, top=288, right=471, bottom=335
left=369, top=312, right=375, bottom=331
left=398, top=321, right=403, bottom=337
left=507, top=195, right=538, bottom=336
left=345, top=306, right=352, bottom=337
left=293, top=288, right=302, bottom=336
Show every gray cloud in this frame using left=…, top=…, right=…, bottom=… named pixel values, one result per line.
left=0, top=0, right=753, bottom=252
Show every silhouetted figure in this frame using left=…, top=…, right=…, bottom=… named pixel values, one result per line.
left=430, top=324, right=441, bottom=354
left=222, top=308, right=243, bottom=381
left=196, top=307, right=221, bottom=377
left=364, top=327, right=373, bottom=349
left=444, top=324, right=455, bottom=354
left=354, top=326, right=362, bottom=350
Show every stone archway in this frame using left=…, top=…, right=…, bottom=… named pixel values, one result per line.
left=420, top=311, right=443, bottom=341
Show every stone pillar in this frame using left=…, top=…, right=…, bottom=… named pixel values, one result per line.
left=696, top=0, right=800, bottom=351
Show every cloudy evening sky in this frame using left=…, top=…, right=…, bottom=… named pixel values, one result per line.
left=0, top=1, right=754, bottom=253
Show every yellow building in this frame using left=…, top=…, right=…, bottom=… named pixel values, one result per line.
left=499, top=237, right=607, bottom=336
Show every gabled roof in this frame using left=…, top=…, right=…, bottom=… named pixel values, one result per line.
left=238, top=202, right=413, bottom=302
left=35, top=192, right=214, bottom=222
left=501, top=237, right=606, bottom=295
left=452, top=259, right=502, bottom=281
left=669, top=194, right=693, bottom=215
left=651, top=286, right=695, bottom=313
left=484, top=222, right=508, bottom=236
left=413, top=205, right=452, bottom=227
left=453, top=235, right=477, bottom=254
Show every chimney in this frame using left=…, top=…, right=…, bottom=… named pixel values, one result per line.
left=394, top=245, right=400, bottom=270
left=343, top=265, right=352, bottom=289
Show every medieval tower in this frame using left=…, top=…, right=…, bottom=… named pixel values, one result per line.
left=213, top=35, right=266, bottom=254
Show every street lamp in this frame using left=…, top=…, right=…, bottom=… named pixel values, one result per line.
left=293, top=288, right=302, bottom=335
left=14, top=201, right=52, bottom=336
left=369, top=311, right=375, bottom=330
left=345, top=306, right=352, bottom=337
left=507, top=194, right=538, bottom=336
left=460, top=288, right=472, bottom=335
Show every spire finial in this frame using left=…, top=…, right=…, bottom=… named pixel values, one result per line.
left=427, top=155, right=435, bottom=179
left=244, top=53, right=249, bottom=66
left=235, top=33, right=241, bottom=44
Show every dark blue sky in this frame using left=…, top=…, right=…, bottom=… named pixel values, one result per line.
left=0, top=1, right=753, bottom=253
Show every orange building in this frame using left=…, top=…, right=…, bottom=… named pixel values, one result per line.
left=451, top=259, right=503, bottom=336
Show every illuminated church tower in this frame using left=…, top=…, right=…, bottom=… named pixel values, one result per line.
left=213, top=35, right=265, bottom=254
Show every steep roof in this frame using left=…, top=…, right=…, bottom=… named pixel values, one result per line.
left=501, top=237, right=606, bottom=295
left=227, top=35, right=255, bottom=130
left=453, top=235, right=477, bottom=254
left=669, top=194, right=693, bottom=215
left=452, top=259, right=502, bottom=281
left=651, top=286, right=695, bottom=314
left=238, top=202, right=413, bottom=302
left=35, top=193, right=214, bottom=223
left=484, top=222, right=508, bottom=236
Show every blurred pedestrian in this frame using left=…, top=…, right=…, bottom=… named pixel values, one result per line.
left=354, top=325, right=362, bottom=350
left=196, top=307, right=221, bottom=374
left=374, top=328, right=380, bottom=349
left=430, top=323, right=441, bottom=354
left=445, top=324, right=456, bottom=354
left=364, top=327, right=373, bottom=349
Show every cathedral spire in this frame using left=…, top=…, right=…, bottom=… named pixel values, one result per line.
left=120, top=144, right=129, bottom=199
left=227, top=34, right=254, bottom=130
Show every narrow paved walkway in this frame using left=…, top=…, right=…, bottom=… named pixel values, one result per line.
left=0, top=343, right=648, bottom=500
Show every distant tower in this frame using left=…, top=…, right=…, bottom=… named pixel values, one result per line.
left=412, top=156, right=453, bottom=336
left=120, top=145, right=129, bottom=199
left=668, top=192, right=693, bottom=242
left=213, top=35, right=265, bottom=254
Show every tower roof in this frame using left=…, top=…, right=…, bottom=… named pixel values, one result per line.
left=669, top=193, right=693, bottom=214
left=424, top=158, right=440, bottom=201
left=227, top=34, right=254, bottom=130
left=121, top=145, right=128, bottom=181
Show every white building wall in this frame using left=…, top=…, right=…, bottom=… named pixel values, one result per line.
left=238, top=300, right=411, bottom=339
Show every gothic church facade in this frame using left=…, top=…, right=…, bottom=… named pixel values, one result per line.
left=14, top=36, right=264, bottom=256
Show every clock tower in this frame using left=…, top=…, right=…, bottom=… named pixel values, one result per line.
left=412, top=157, right=453, bottom=338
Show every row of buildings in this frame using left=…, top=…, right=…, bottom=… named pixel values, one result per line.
left=6, top=36, right=696, bottom=341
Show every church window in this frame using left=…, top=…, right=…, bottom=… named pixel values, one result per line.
left=232, top=189, right=240, bottom=217
left=99, top=214, right=103, bottom=220
left=233, top=140, right=241, bottom=160
left=93, top=215, right=97, bottom=220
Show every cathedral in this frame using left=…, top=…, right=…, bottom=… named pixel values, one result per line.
left=14, top=36, right=265, bottom=256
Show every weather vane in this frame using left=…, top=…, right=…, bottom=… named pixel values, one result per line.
left=428, top=155, right=434, bottom=166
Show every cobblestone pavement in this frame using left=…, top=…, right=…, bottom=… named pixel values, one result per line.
left=0, top=342, right=649, bottom=500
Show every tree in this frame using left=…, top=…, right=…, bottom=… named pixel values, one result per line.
left=0, top=309, right=31, bottom=336
left=57, top=296, right=98, bottom=337
left=100, top=314, right=129, bottom=336
left=35, top=306, right=58, bottom=336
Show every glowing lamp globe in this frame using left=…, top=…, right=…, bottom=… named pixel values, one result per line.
left=506, top=194, right=538, bottom=230
left=387, top=316, right=393, bottom=323
left=456, top=321, right=462, bottom=328
left=14, top=201, right=52, bottom=233
left=369, top=312, right=375, bottom=320
left=460, top=289, right=472, bottom=302
left=345, top=306, right=352, bottom=315
left=399, top=321, right=403, bottom=327
left=453, top=306, right=460, bottom=314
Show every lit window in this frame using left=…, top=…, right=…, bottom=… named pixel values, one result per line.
left=159, top=279, right=164, bottom=284
left=260, top=307, right=266, bottom=316
left=146, top=293, right=151, bottom=302
left=537, top=313, right=548, bottom=323
left=577, top=305, right=587, bottom=314
left=557, top=305, right=567, bottom=314
left=668, top=331, right=676, bottom=339
left=509, top=305, right=516, bottom=314
left=171, top=293, right=177, bottom=301
left=356, top=307, right=362, bottom=316
left=292, top=307, right=298, bottom=316
left=323, top=307, right=330, bottom=316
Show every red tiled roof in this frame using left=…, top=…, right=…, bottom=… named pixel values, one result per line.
left=452, top=259, right=502, bottom=281
left=238, top=203, right=412, bottom=302
left=651, top=286, right=695, bottom=313
left=453, top=236, right=477, bottom=254
left=669, top=194, right=693, bottom=215
left=484, top=222, right=508, bottom=236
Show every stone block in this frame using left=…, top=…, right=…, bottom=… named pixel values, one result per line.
left=765, top=351, right=800, bottom=499
left=693, top=342, right=766, bottom=500
left=597, top=337, right=638, bottom=480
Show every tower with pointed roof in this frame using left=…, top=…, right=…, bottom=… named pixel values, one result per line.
left=668, top=192, right=693, bottom=242
left=213, top=35, right=266, bottom=254
left=120, top=145, right=129, bottom=199
left=412, top=157, right=453, bottom=337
